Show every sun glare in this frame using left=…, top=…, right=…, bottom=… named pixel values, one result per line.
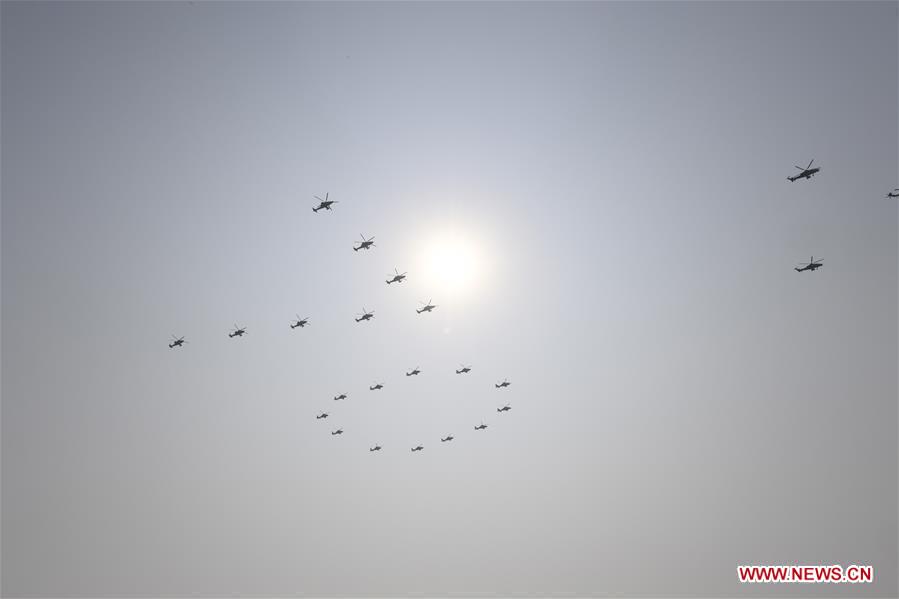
left=420, top=231, right=484, bottom=300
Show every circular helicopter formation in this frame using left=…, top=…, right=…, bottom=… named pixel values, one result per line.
left=168, top=193, right=514, bottom=454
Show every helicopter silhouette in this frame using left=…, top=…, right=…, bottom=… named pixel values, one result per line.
left=497, top=404, right=512, bottom=413
left=795, top=256, right=823, bottom=273
left=331, top=429, right=344, bottom=436
left=495, top=379, right=511, bottom=389
left=386, top=268, right=407, bottom=284
left=406, top=367, right=421, bottom=377
left=369, top=383, right=384, bottom=391
left=355, top=308, right=374, bottom=323
left=228, top=324, right=247, bottom=338
left=886, top=188, right=899, bottom=199
left=416, top=299, right=438, bottom=314
left=168, top=335, right=186, bottom=348
left=312, top=192, right=337, bottom=212
left=440, top=435, right=454, bottom=442
left=474, top=421, right=488, bottom=431
left=316, top=413, right=329, bottom=420
left=787, top=159, right=820, bottom=182
left=370, top=445, right=382, bottom=452
left=455, top=364, right=471, bottom=374
left=290, top=315, right=309, bottom=329
left=410, top=445, right=424, bottom=452
left=353, top=234, right=375, bottom=252
left=333, top=393, right=348, bottom=401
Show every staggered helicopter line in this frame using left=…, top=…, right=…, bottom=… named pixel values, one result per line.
left=169, top=191, right=521, bottom=456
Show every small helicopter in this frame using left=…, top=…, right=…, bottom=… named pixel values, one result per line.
left=316, top=413, right=329, bottom=420
left=353, top=234, right=375, bottom=252
left=787, top=159, right=820, bottom=182
left=290, top=315, right=309, bottom=329
left=416, top=299, right=438, bottom=314
left=370, top=445, right=382, bottom=452
left=497, top=404, right=512, bottom=413
left=411, top=445, right=424, bottom=452
left=795, top=256, right=823, bottom=273
left=455, top=364, right=471, bottom=375
left=333, top=393, right=348, bottom=401
left=355, top=308, right=375, bottom=323
left=312, top=192, right=337, bottom=212
left=406, top=367, right=421, bottom=377
left=168, top=335, right=186, bottom=349
left=440, top=435, right=454, bottom=442
left=886, top=188, right=899, bottom=199
left=228, top=324, right=247, bottom=338
left=495, top=379, right=511, bottom=389
left=369, top=383, right=384, bottom=391
left=331, top=429, right=344, bottom=436
left=386, top=268, right=407, bottom=284
left=474, top=421, right=488, bottom=431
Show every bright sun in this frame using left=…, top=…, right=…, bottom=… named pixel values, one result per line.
left=420, top=231, right=484, bottom=300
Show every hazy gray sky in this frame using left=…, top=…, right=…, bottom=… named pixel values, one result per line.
left=2, top=1, right=897, bottom=597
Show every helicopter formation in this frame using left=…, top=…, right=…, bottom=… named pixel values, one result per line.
left=169, top=191, right=514, bottom=455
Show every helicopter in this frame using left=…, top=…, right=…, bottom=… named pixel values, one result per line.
left=474, top=421, right=488, bottom=431
left=370, top=445, right=382, bottom=452
left=886, top=188, right=899, bottom=199
left=316, top=413, right=329, bottom=420
left=497, top=404, right=512, bottom=413
left=495, top=379, right=511, bottom=389
left=455, top=365, right=472, bottom=374
left=416, top=299, right=438, bottom=314
left=787, top=159, right=820, bottom=182
left=369, top=383, right=384, bottom=391
left=386, top=268, right=407, bottom=284
left=333, top=393, right=348, bottom=401
left=410, top=445, right=424, bottom=452
left=405, top=367, right=421, bottom=377
left=353, top=234, right=375, bottom=252
left=290, top=315, right=309, bottom=329
left=312, top=192, right=337, bottom=212
left=355, top=308, right=375, bottom=323
left=331, top=429, right=344, bottom=436
left=168, top=335, right=186, bottom=349
left=228, top=324, right=247, bottom=338
left=795, top=256, right=823, bottom=273
left=440, top=435, right=454, bottom=442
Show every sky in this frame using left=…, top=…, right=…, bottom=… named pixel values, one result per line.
left=2, top=1, right=897, bottom=597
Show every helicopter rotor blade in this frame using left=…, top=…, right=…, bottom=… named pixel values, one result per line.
left=807, top=159, right=814, bottom=169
